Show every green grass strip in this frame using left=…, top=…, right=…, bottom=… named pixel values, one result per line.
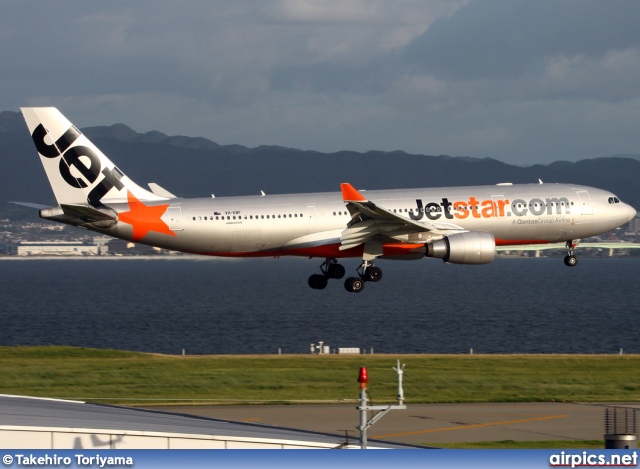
left=2, top=346, right=640, bottom=405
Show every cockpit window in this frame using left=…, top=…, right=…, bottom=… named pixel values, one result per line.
left=608, top=196, right=621, bottom=204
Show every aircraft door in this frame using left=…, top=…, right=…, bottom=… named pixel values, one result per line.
left=576, top=191, right=593, bottom=215
left=166, top=205, right=183, bottom=231
left=490, top=194, right=513, bottom=240
left=491, top=195, right=506, bottom=218
left=306, top=206, right=316, bottom=233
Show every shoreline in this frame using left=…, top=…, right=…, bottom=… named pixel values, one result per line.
left=1, top=345, right=638, bottom=357
left=0, top=254, right=637, bottom=261
left=0, top=255, right=247, bottom=261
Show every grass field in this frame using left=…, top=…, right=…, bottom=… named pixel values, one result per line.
left=2, top=346, right=640, bottom=405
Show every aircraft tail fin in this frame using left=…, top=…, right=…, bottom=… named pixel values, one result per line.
left=21, top=107, right=169, bottom=207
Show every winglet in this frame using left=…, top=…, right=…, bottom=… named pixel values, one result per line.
left=340, top=183, right=367, bottom=202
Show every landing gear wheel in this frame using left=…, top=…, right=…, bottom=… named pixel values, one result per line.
left=365, top=266, right=383, bottom=282
left=344, top=277, right=365, bottom=293
left=308, top=274, right=328, bottom=289
left=327, top=263, right=346, bottom=279
left=564, top=240, right=580, bottom=268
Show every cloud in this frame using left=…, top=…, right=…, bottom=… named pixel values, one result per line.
left=403, top=0, right=640, bottom=80
left=2, top=0, right=640, bottom=164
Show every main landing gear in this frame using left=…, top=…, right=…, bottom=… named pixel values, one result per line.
left=308, top=258, right=346, bottom=290
left=307, top=259, right=384, bottom=292
left=564, top=239, right=579, bottom=267
left=344, top=260, right=383, bottom=293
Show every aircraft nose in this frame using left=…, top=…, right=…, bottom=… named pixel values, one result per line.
left=627, top=204, right=637, bottom=222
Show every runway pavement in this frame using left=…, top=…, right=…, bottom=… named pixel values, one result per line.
left=144, top=402, right=639, bottom=446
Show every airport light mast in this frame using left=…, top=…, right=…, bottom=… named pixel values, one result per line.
left=356, top=361, right=407, bottom=449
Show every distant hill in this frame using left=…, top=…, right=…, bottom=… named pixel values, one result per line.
left=1, top=110, right=638, bottom=220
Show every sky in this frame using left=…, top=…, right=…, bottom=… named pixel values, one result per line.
left=3, top=0, right=640, bottom=165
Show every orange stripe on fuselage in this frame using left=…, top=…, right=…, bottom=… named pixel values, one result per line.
left=193, top=237, right=553, bottom=258
left=194, top=242, right=425, bottom=259
left=495, top=239, right=552, bottom=246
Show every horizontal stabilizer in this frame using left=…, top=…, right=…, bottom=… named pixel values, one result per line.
left=148, top=183, right=177, bottom=198
left=60, top=204, right=117, bottom=223
left=38, top=204, right=117, bottom=228
left=9, top=201, right=50, bottom=210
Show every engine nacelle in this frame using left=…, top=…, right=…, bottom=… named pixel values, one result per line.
left=426, top=231, right=495, bottom=264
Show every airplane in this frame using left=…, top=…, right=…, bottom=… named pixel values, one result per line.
left=14, top=107, right=637, bottom=293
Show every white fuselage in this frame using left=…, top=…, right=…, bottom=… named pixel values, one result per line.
left=19, top=107, right=636, bottom=284
left=100, top=183, right=635, bottom=258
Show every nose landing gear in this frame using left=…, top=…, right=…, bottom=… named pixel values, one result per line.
left=564, top=239, right=579, bottom=267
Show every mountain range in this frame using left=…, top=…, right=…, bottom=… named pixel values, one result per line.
left=1, top=110, right=638, bottom=220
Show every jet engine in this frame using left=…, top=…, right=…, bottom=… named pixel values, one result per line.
left=425, top=231, right=495, bottom=264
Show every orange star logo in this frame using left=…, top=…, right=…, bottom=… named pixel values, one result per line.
left=118, top=191, right=176, bottom=241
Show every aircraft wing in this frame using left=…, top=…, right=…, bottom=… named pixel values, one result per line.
left=339, top=183, right=464, bottom=251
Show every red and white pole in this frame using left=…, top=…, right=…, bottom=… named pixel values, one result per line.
left=358, top=367, right=368, bottom=449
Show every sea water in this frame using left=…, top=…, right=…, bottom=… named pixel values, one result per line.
left=1, top=257, right=638, bottom=354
